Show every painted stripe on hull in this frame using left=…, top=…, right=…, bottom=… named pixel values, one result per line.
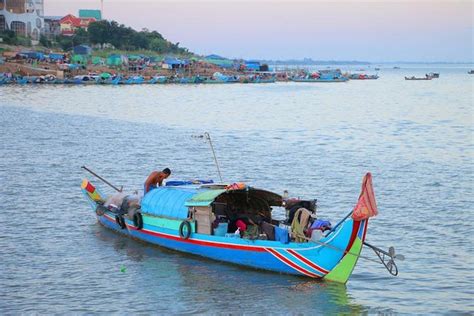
left=286, top=249, right=329, bottom=274
left=100, top=213, right=355, bottom=278
left=265, top=248, right=320, bottom=278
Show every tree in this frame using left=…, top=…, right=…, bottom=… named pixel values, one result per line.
left=88, top=20, right=109, bottom=45
left=73, top=28, right=89, bottom=46
left=39, top=34, right=51, bottom=47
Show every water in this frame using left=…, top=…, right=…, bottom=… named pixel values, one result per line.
left=1, top=65, right=473, bottom=314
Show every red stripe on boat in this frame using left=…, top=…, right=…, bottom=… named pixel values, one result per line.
left=286, top=249, right=329, bottom=274
left=362, top=219, right=368, bottom=241
left=266, top=248, right=320, bottom=278
left=102, top=214, right=266, bottom=252
left=344, top=220, right=361, bottom=255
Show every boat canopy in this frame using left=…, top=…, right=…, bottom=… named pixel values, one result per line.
left=185, top=189, right=227, bottom=207
left=141, top=185, right=283, bottom=220
left=141, top=187, right=197, bottom=219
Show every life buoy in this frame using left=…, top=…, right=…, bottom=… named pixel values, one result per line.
left=133, top=212, right=143, bottom=230
left=115, top=215, right=126, bottom=229
left=179, top=220, right=192, bottom=240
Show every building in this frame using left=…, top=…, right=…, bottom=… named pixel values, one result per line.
left=78, top=9, right=101, bottom=20
left=42, top=15, right=61, bottom=39
left=59, top=14, right=95, bottom=36
left=0, top=0, right=45, bottom=41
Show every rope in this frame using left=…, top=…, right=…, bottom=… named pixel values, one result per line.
left=295, top=233, right=386, bottom=265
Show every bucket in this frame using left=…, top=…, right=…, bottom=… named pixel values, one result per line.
left=214, top=222, right=228, bottom=237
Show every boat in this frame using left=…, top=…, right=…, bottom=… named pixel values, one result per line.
left=405, top=74, right=432, bottom=80
left=291, top=69, right=349, bottom=83
left=468, top=70, right=474, bottom=74
left=124, top=76, right=145, bottom=84
left=80, top=170, right=398, bottom=284
left=349, top=74, right=379, bottom=80
left=291, top=77, right=349, bottom=82
left=242, top=75, right=276, bottom=83
left=428, top=72, right=439, bottom=78
left=202, top=72, right=240, bottom=84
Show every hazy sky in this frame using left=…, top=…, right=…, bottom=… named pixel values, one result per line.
left=45, top=0, right=473, bottom=62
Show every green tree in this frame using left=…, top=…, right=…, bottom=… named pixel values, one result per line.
left=73, top=28, right=89, bottom=46
left=88, top=20, right=109, bottom=45
left=39, top=34, right=51, bottom=47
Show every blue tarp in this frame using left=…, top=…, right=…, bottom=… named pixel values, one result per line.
left=141, top=187, right=198, bottom=219
left=21, top=51, right=45, bottom=60
left=245, top=61, right=260, bottom=70
left=166, top=180, right=214, bottom=186
left=73, top=45, right=92, bottom=55
left=48, top=53, right=64, bottom=61
left=163, top=57, right=189, bottom=66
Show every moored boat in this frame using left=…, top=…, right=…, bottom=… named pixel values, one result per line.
left=80, top=171, right=395, bottom=283
left=405, top=75, right=432, bottom=80
left=348, top=73, right=379, bottom=80
left=291, top=77, right=349, bottom=82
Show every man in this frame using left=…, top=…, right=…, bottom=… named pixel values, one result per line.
left=144, top=168, right=171, bottom=194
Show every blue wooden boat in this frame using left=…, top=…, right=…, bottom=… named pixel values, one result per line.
left=125, top=76, right=145, bottom=84
left=81, top=174, right=379, bottom=284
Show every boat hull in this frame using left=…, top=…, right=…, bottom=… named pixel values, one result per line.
left=93, top=206, right=367, bottom=282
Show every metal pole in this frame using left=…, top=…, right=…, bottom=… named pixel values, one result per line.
left=81, top=165, right=122, bottom=192
left=204, top=132, right=223, bottom=182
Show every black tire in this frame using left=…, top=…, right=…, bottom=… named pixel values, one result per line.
left=133, top=212, right=143, bottom=230
left=179, top=220, right=191, bottom=240
left=95, top=205, right=105, bottom=216
left=115, top=215, right=126, bottom=229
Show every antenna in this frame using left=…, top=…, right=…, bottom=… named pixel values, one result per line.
left=192, top=132, right=223, bottom=183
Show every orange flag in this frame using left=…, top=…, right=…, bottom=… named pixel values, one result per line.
left=352, top=173, right=378, bottom=221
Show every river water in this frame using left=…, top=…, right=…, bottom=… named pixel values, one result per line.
left=1, top=65, right=473, bottom=314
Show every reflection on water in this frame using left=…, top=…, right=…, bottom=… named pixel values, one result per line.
left=94, top=222, right=370, bottom=314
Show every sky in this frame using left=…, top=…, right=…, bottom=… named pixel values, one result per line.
left=45, top=0, right=473, bottom=62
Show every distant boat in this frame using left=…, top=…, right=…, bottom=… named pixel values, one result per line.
left=428, top=72, right=439, bottom=78
left=405, top=75, right=432, bottom=81
left=349, top=74, right=379, bottom=80
left=291, top=77, right=349, bottom=82
left=468, top=70, right=474, bottom=74
left=374, top=68, right=380, bottom=71
left=393, top=66, right=400, bottom=69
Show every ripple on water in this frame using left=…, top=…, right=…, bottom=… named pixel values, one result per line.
left=0, top=69, right=473, bottom=313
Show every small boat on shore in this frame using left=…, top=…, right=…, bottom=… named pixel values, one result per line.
left=81, top=170, right=401, bottom=283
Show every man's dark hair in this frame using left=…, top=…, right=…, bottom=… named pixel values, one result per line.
left=162, top=168, right=171, bottom=175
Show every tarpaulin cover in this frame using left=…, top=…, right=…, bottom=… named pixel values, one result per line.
left=141, top=187, right=198, bottom=219
left=184, top=189, right=226, bottom=207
